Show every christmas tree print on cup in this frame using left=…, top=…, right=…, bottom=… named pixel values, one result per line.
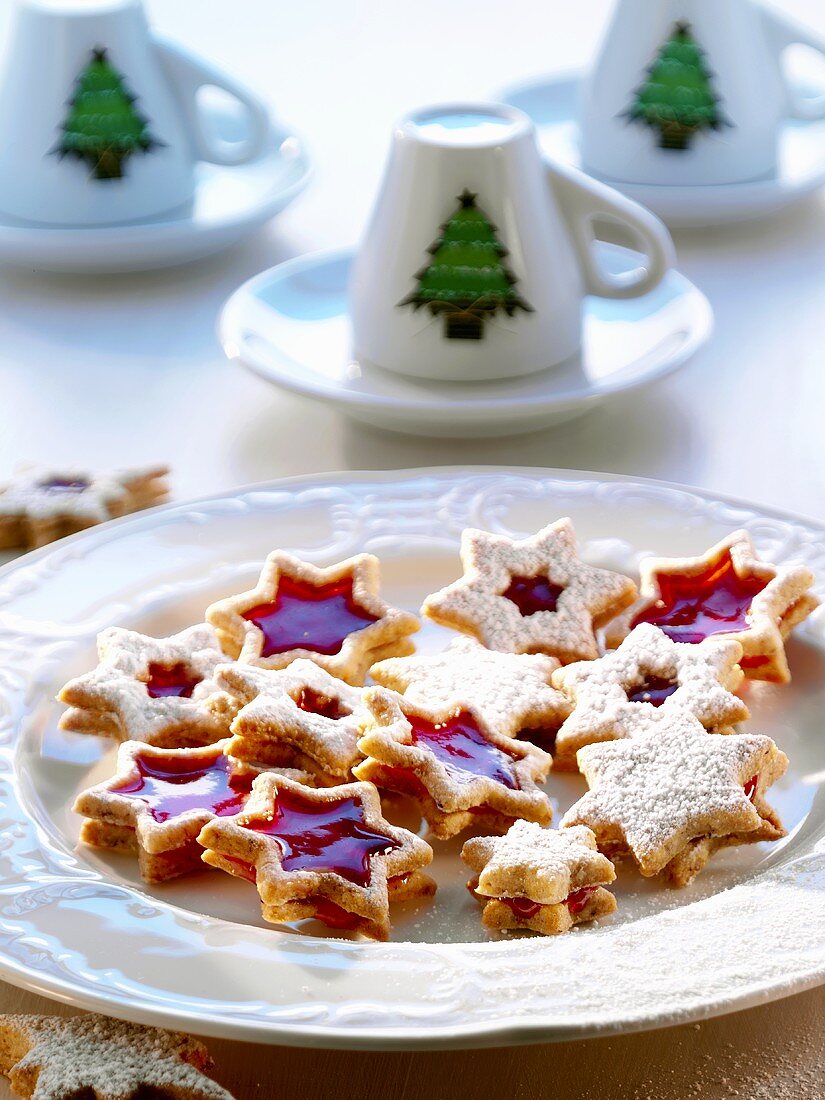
left=399, top=189, right=533, bottom=341
left=350, top=103, right=674, bottom=382
left=0, top=0, right=270, bottom=227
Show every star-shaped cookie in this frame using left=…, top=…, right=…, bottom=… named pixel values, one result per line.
left=0, top=1013, right=233, bottom=1100
left=205, top=550, right=419, bottom=685
left=462, top=822, right=617, bottom=935
left=422, top=519, right=637, bottom=662
left=198, top=773, right=435, bottom=940
left=604, top=530, right=818, bottom=683
left=369, top=637, right=571, bottom=741
left=561, top=711, right=788, bottom=886
left=216, top=659, right=369, bottom=781
left=354, top=687, right=553, bottom=839
left=58, top=624, right=236, bottom=747
left=551, top=623, right=749, bottom=770
left=0, top=465, right=169, bottom=549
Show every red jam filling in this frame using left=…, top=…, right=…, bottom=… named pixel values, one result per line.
left=626, top=675, right=679, bottom=707
left=566, top=885, right=598, bottom=914
left=632, top=552, right=768, bottom=644
left=500, top=884, right=599, bottom=920
left=502, top=896, right=542, bottom=919
left=744, top=775, right=758, bottom=801
left=409, top=712, right=518, bottom=789
left=144, top=661, right=201, bottom=699
left=243, top=575, right=379, bottom=657
left=113, top=752, right=253, bottom=823
left=240, top=788, right=401, bottom=886
left=502, top=575, right=564, bottom=617
left=38, top=476, right=90, bottom=493
left=295, top=687, right=350, bottom=721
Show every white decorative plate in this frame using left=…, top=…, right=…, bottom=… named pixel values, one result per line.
left=0, top=468, right=823, bottom=1050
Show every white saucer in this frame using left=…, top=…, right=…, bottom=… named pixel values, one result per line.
left=219, top=247, right=712, bottom=438
left=0, top=106, right=312, bottom=273
left=502, top=73, right=825, bottom=228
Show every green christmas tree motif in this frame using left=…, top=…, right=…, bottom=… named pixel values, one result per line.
left=399, top=189, right=533, bottom=340
left=55, top=48, right=160, bottom=180
left=626, top=23, right=728, bottom=151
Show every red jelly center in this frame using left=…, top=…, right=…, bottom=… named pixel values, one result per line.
left=503, top=896, right=542, bottom=919
left=295, top=687, right=350, bottom=721
left=626, top=675, right=679, bottom=707
left=566, top=885, right=598, bottom=914
left=744, top=775, right=758, bottom=801
left=409, top=712, right=518, bottom=789
left=113, top=752, right=253, bottom=823
left=632, top=552, right=768, bottom=644
left=243, top=575, right=378, bottom=658
left=144, top=662, right=201, bottom=699
left=241, top=788, right=401, bottom=886
left=502, top=575, right=564, bottom=617
left=38, top=476, right=90, bottom=493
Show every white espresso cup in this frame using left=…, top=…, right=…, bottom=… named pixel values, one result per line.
left=580, top=0, right=825, bottom=187
left=349, top=103, right=674, bottom=383
left=0, top=0, right=271, bottom=226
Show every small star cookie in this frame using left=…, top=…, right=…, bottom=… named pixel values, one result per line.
left=58, top=624, right=236, bottom=747
left=421, top=519, right=637, bottom=662
left=462, top=822, right=617, bottom=935
left=0, top=1012, right=233, bottom=1100
left=0, top=465, right=169, bottom=549
left=551, top=623, right=749, bottom=770
left=561, top=711, right=788, bottom=887
left=354, top=688, right=553, bottom=839
left=370, top=637, right=571, bottom=741
left=604, top=530, right=818, bottom=683
left=198, top=773, right=435, bottom=940
left=216, top=660, right=369, bottom=782
left=205, top=550, right=419, bottom=685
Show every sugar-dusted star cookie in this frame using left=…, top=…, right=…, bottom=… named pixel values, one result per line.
left=551, top=623, right=749, bottom=770
left=604, top=530, right=818, bottom=683
left=0, top=1012, right=233, bottom=1100
left=73, top=739, right=311, bottom=883
left=561, top=711, right=788, bottom=887
left=198, top=773, right=435, bottom=940
left=462, top=821, right=617, bottom=935
left=205, top=550, right=420, bottom=686
left=0, top=465, right=169, bottom=550
left=216, top=659, right=369, bottom=782
left=421, top=519, right=637, bottom=663
left=58, top=624, right=236, bottom=747
left=370, top=636, right=571, bottom=744
left=354, top=688, right=553, bottom=839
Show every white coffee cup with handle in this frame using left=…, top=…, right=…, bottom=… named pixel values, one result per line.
left=0, top=0, right=271, bottom=226
left=349, top=102, right=675, bottom=383
left=579, top=0, right=825, bottom=187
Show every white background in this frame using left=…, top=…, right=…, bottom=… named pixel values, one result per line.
left=0, top=0, right=823, bottom=519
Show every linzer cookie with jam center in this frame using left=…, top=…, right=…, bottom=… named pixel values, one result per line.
left=462, top=822, right=617, bottom=935
left=604, top=531, right=818, bottom=683
left=198, top=773, right=435, bottom=940
left=354, top=688, right=553, bottom=839
left=551, top=622, right=749, bottom=771
left=205, top=550, right=419, bottom=685
left=561, top=710, right=788, bottom=887
left=216, top=659, right=369, bottom=783
left=73, top=738, right=311, bottom=883
left=421, top=518, right=637, bottom=663
left=58, top=624, right=236, bottom=747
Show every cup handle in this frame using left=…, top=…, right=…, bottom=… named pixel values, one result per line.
left=547, top=161, right=674, bottom=299
left=154, top=37, right=270, bottom=165
left=762, top=9, right=825, bottom=121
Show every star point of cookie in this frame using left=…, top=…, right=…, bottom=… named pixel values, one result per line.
left=198, top=773, right=435, bottom=940
left=551, top=623, right=749, bottom=770
left=354, top=688, right=553, bottom=839
left=216, top=659, right=369, bottom=782
left=370, top=637, right=571, bottom=742
left=58, top=624, right=235, bottom=747
left=0, top=464, right=169, bottom=550
left=421, top=519, right=637, bottom=662
left=0, top=1013, right=234, bottom=1100
left=205, top=550, right=419, bottom=685
left=462, top=822, right=617, bottom=935
left=561, top=711, right=788, bottom=887
left=604, top=530, right=818, bottom=683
